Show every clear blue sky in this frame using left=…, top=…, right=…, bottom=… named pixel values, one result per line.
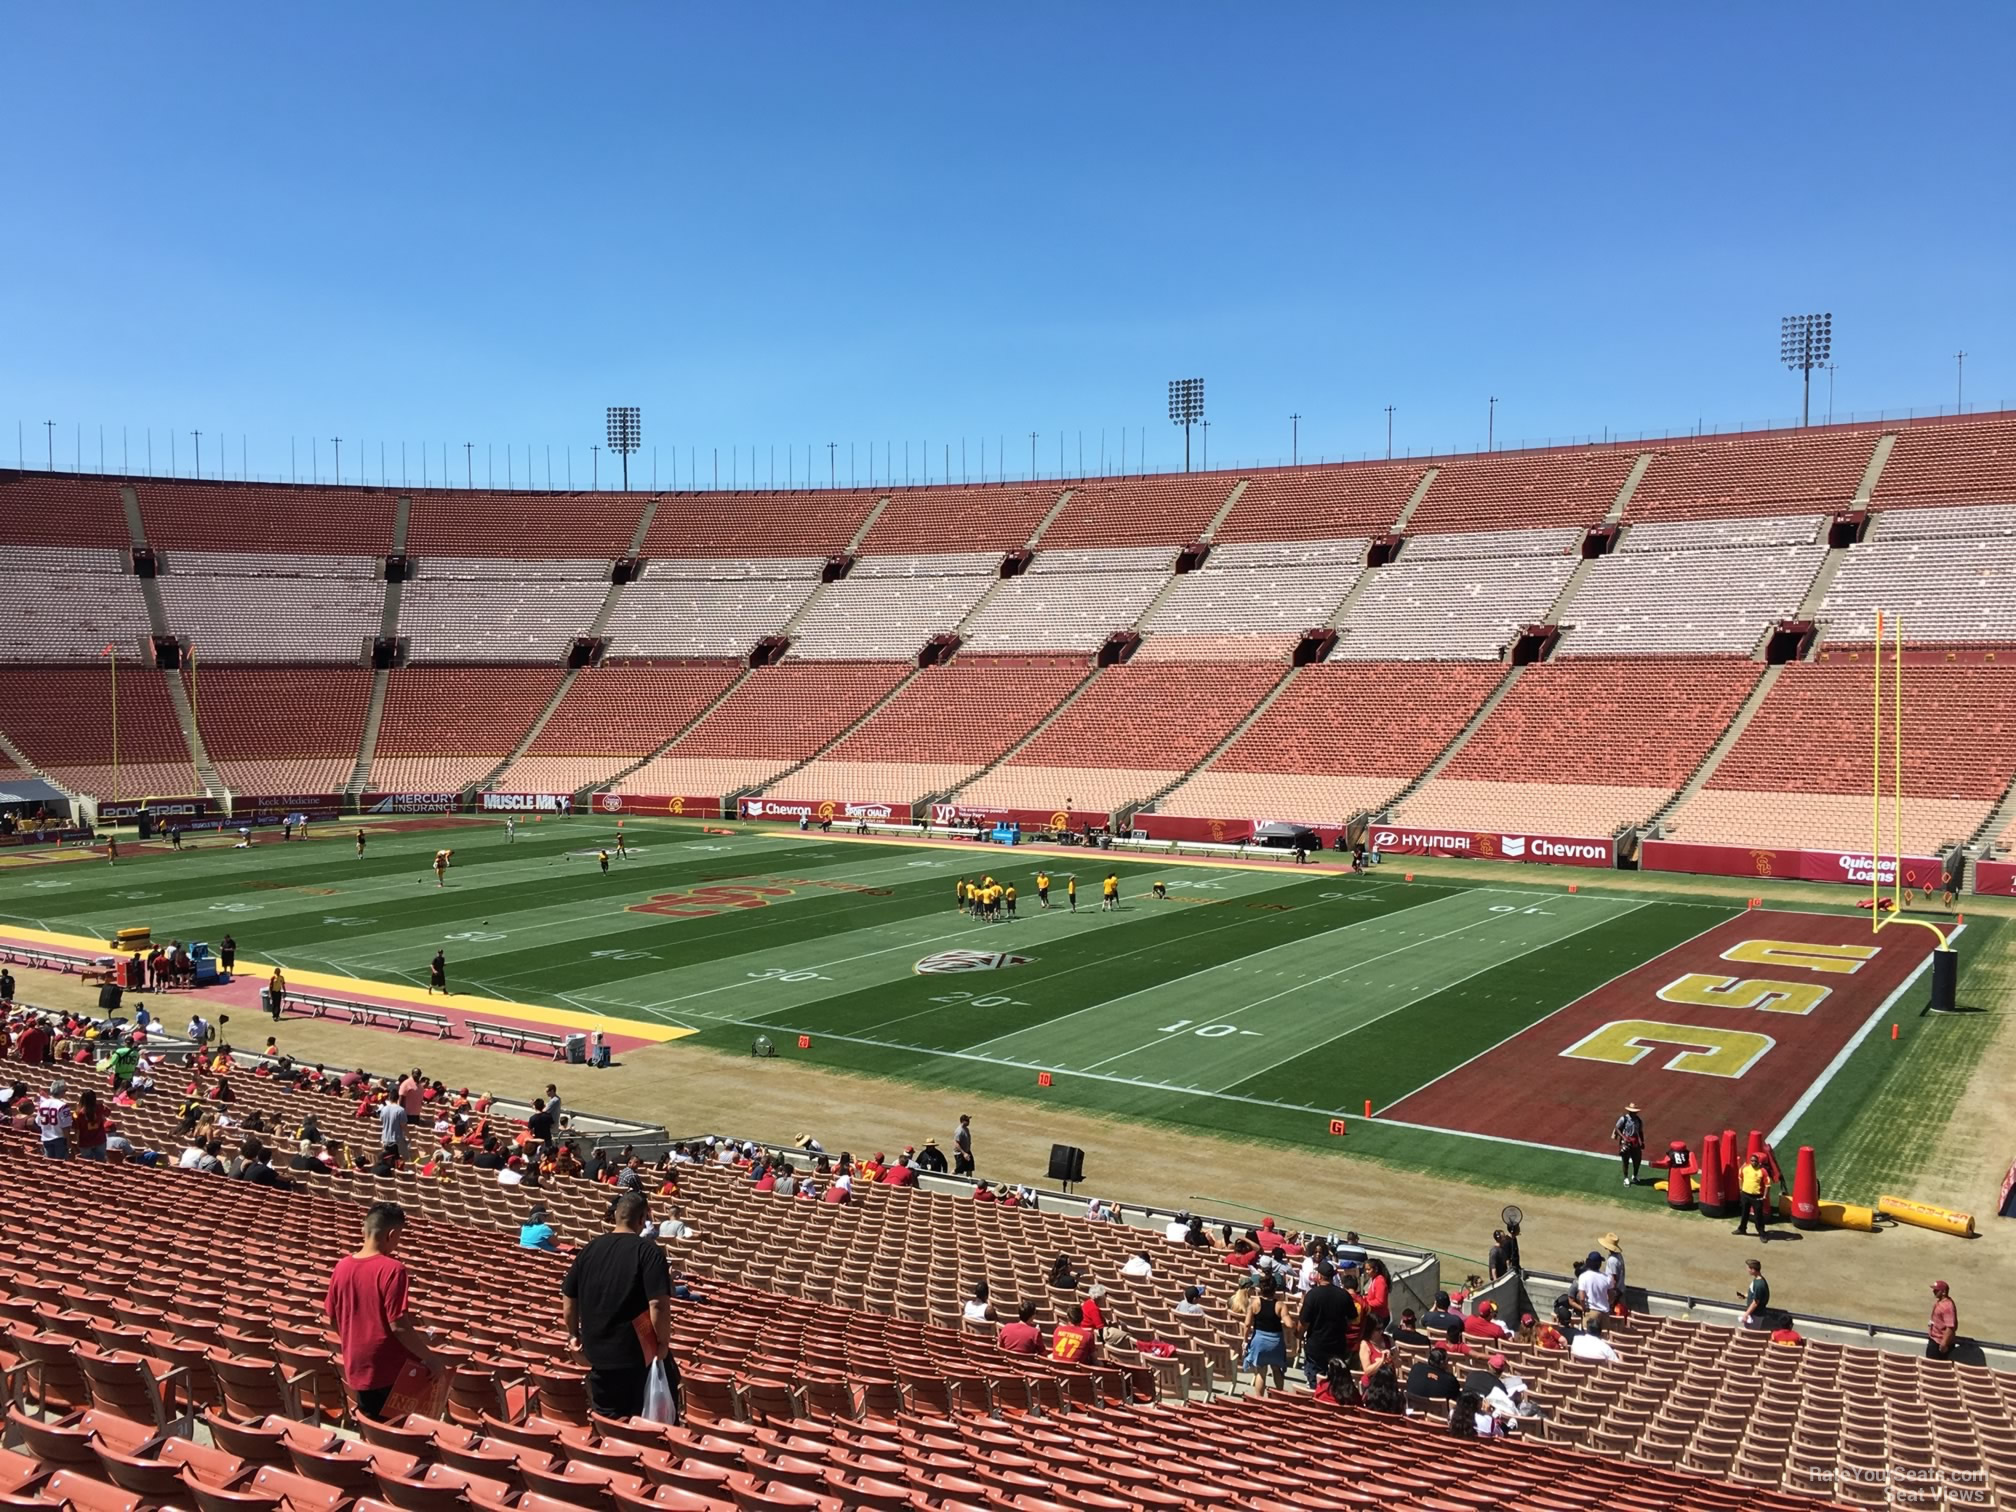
left=4, top=3, right=2011, bottom=486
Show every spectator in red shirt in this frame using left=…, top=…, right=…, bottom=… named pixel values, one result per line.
left=879, top=1158, right=917, bottom=1187
left=323, top=1202, right=443, bottom=1419
left=999, top=1302, right=1042, bottom=1355
left=1462, top=1300, right=1509, bottom=1341
left=1928, top=1282, right=1959, bottom=1360
left=1050, top=1304, right=1096, bottom=1364
left=973, top=1180, right=997, bottom=1202
left=15, top=1020, right=50, bottom=1067
left=1253, top=1220, right=1286, bottom=1254
left=821, top=1174, right=852, bottom=1204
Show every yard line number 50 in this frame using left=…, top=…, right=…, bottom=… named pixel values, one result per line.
left=1559, top=938, right=1877, bottom=1081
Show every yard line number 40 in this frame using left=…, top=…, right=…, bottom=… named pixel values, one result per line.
left=1560, top=938, right=1877, bottom=1080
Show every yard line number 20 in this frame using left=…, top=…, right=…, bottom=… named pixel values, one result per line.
left=1559, top=938, right=1877, bottom=1080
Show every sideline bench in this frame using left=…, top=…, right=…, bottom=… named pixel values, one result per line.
left=285, top=989, right=455, bottom=1039
left=1, top=943, right=118, bottom=982
left=467, top=1019, right=571, bottom=1057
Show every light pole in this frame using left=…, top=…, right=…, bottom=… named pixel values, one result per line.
left=591, top=445, right=600, bottom=490
left=1289, top=413, right=1301, bottom=465
left=1029, top=431, right=1038, bottom=480
left=192, top=430, right=203, bottom=479
left=44, top=420, right=54, bottom=471
left=464, top=442, right=473, bottom=488
left=1955, top=351, right=1968, bottom=412
left=1780, top=313, right=1833, bottom=426
left=1826, top=365, right=1837, bottom=424
left=1201, top=419, right=1210, bottom=470
left=330, top=437, right=341, bottom=485
left=1488, top=396, right=1498, bottom=450
left=606, top=406, right=640, bottom=490
left=827, top=442, right=837, bottom=488
left=1384, top=405, right=1396, bottom=460
left=1168, top=378, right=1204, bottom=472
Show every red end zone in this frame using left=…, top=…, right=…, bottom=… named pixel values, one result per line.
left=1382, top=911, right=1939, bottom=1155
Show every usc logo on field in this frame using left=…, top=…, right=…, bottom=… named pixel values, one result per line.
left=1049, top=811, right=1068, bottom=830
left=1208, top=819, right=1228, bottom=842
left=669, top=797, right=685, bottom=816
left=817, top=801, right=835, bottom=823
left=1750, top=850, right=1776, bottom=877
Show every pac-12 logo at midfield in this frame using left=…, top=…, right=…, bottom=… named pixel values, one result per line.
left=915, top=950, right=1034, bottom=975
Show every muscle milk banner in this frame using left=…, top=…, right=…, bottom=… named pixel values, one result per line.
left=1641, top=840, right=1947, bottom=889
left=592, top=793, right=721, bottom=819
left=479, top=792, right=574, bottom=813
left=737, top=797, right=913, bottom=824
left=1366, top=824, right=1615, bottom=869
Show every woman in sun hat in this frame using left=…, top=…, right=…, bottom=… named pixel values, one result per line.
left=1596, top=1233, right=1627, bottom=1306
left=1612, top=1103, right=1646, bottom=1186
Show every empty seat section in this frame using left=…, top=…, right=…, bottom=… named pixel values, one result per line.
left=193, top=665, right=373, bottom=796
left=404, top=491, right=645, bottom=556
left=399, top=560, right=609, bottom=662
left=1625, top=428, right=1881, bottom=522
left=1407, top=448, right=1639, bottom=533
left=1397, top=525, right=1585, bottom=561
left=1213, top=465, right=1424, bottom=542
left=858, top=485, right=1063, bottom=552
left=1560, top=543, right=1826, bottom=656
left=1664, top=659, right=2016, bottom=852
left=1137, top=539, right=1365, bottom=659
left=0, top=664, right=197, bottom=797
left=786, top=553, right=997, bottom=659
left=615, top=661, right=909, bottom=796
left=0, top=473, right=132, bottom=546
left=1819, top=533, right=2016, bottom=646
left=491, top=662, right=743, bottom=792
left=1870, top=415, right=2016, bottom=506
left=641, top=491, right=880, bottom=557
left=1865, top=501, right=2016, bottom=544
left=1161, top=662, right=1504, bottom=821
left=602, top=557, right=821, bottom=659
left=156, top=552, right=384, bottom=662
left=1036, top=475, right=1238, bottom=548
left=0, top=547, right=152, bottom=661
left=769, top=656, right=1088, bottom=802
left=1618, top=513, right=1826, bottom=551
left=134, top=479, right=398, bottom=553
left=956, top=547, right=1174, bottom=653
left=958, top=661, right=1279, bottom=813
left=369, top=667, right=563, bottom=792
left=1333, top=550, right=1576, bottom=661
left=1394, top=658, right=1761, bottom=834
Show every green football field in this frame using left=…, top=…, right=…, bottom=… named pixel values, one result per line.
left=2, top=815, right=1990, bottom=1201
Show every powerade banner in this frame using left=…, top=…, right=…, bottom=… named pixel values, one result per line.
left=737, top=797, right=913, bottom=824
left=927, top=803, right=1111, bottom=829
left=99, top=797, right=214, bottom=821
left=1974, top=860, right=2016, bottom=898
left=1640, top=840, right=1946, bottom=888
left=479, top=792, right=573, bottom=813
left=592, top=793, right=721, bottom=819
left=362, top=792, right=459, bottom=814
left=1366, top=824, right=1615, bottom=868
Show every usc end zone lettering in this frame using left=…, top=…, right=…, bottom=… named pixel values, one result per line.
left=630, top=884, right=794, bottom=918
left=1563, top=935, right=1881, bottom=1080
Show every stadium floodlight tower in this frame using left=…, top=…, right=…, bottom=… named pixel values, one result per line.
left=1780, top=314, right=1832, bottom=427
left=1168, top=378, right=1205, bottom=472
left=606, top=406, right=641, bottom=490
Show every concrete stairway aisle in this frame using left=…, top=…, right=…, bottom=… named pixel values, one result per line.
left=1964, top=774, right=2016, bottom=855
left=344, top=669, right=390, bottom=801
left=1371, top=663, right=1525, bottom=819
left=160, top=668, right=222, bottom=799
left=733, top=665, right=927, bottom=802
left=931, top=663, right=1104, bottom=805
left=1853, top=434, right=1899, bottom=505
left=845, top=495, right=893, bottom=554
left=1126, top=663, right=1300, bottom=820
left=1198, top=480, right=1249, bottom=542
left=1603, top=454, right=1655, bottom=524
left=579, top=666, right=756, bottom=803
left=1639, top=663, right=1784, bottom=837
left=0, top=727, right=70, bottom=800
left=471, top=669, right=584, bottom=794
left=1543, top=556, right=1599, bottom=627
left=1389, top=467, right=1441, bottom=533
left=1023, top=488, right=1075, bottom=548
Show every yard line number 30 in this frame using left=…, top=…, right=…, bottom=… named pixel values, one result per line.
left=1559, top=939, right=1877, bottom=1080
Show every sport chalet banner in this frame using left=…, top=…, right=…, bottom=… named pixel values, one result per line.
left=591, top=793, right=722, bottom=819
left=1640, top=840, right=1948, bottom=889
left=1364, top=824, right=1615, bottom=869
left=736, top=797, right=913, bottom=824
left=927, top=802, right=1111, bottom=829
left=1133, top=814, right=1351, bottom=849
left=478, top=791, right=574, bottom=813
left=1973, top=860, right=2016, bottom=897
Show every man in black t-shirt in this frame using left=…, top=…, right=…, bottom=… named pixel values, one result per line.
left=1406, top=1346, right=1461, bottom=1404
left=562, top=1191, right=677, bottom=1419
left=1295, top=1261, right=1359, bottom=1390
left=527, top=1098, right=556, bottom=1146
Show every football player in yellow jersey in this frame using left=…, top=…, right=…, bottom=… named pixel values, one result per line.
left=956, top=879, right=969, bottom=914
left=1035, top=871, right=1051, bottom=909
left=1004, top=883, right=1018, bottom=917
left=1101, top=873, right=1119, bottom=911
left=1065, top=875, right=1078, bottom=912
left=1152, top=879, right=1168, bottom=900
left=433, top=848, right=452, bottom=888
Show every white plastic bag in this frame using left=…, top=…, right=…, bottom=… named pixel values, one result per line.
left=640, top=1356, right=678, bottom=1425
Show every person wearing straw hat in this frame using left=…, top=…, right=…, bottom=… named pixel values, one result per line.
left=1596, top=1233, right=1626, bottom=1308
left=1611, top=1103, right=1646, bottom=1186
